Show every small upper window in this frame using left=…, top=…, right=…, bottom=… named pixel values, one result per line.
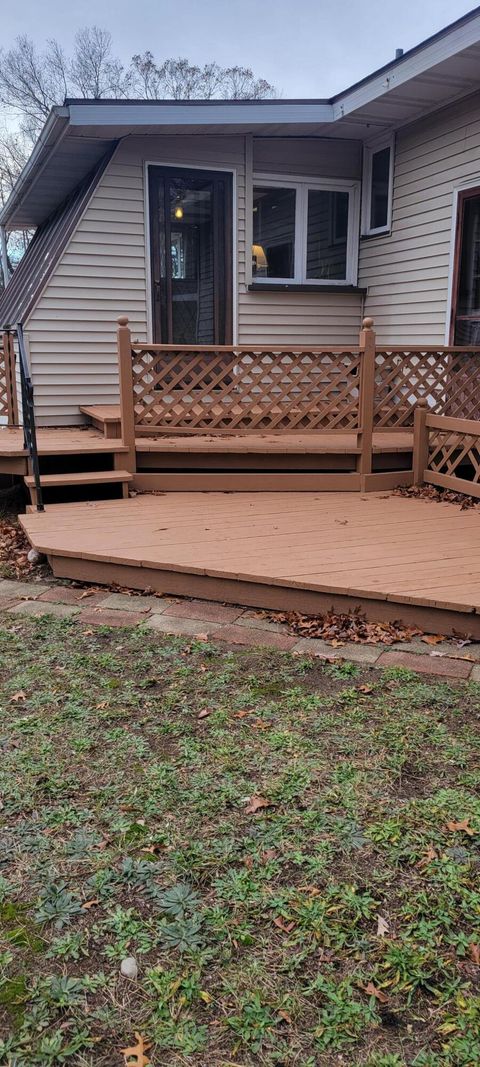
left=362, top=137, right=394, bottom=236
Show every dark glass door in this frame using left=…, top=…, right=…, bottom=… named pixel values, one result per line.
left=452, top=188, right=480, bottom=344
left=149, top=167, right=232, bottom=344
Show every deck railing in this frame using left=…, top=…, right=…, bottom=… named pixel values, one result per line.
left=116, top=315, right=480, bottom=489
left=413, top=402, right=480, bottom=499
left=0, top=330, right=19, bottom=426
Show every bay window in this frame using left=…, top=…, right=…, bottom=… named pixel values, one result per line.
left=252, top=177, right=360, bottom=286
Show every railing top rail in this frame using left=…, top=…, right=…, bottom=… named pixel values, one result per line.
left=375, top=345, right=480, bottom=353
left=425, top=413, right=480, bottom=435
left=131, top=343, right=362, bottom=355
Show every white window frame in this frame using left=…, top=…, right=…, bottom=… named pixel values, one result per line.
left=361, top=135, right=394, bottom=237
left=252, top=173, right=360, bottom=286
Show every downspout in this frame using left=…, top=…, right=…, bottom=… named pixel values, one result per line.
left=0, top=226, right=10, bottom=288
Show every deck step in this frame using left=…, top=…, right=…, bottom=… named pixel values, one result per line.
left=25, top=470, right=132, bottom=488
left=80, top=404, right=122, bottom=438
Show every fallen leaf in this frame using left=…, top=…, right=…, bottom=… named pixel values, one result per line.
left=122, top=1032, right=151, bottom=1067
left=82, top=629, right=94, bottom=636
left=416, top=844, right=438, bottom=867
left=244, top=795, right=270, bottom=815
left=82, top=898, right=100, bottom=910
left=261, top=849, right=277, bottom=862
left=195, top=633, right=209, bottom=642
left=277, top=1009, right=292, bottom=1024
left=273, top=916, right=295, bottom=933
left=10, top=691, right=26, bottom=703
left=422, top=634, right=446, bottom=645
left=234, top=710, right=250, bottom=718
left=376, top=915, right=389, bottom=937
left=197, top=708, right=211, bottom=720
left=361, top=981, right=388, bottom=1003
left=358, top=684, right=374, bottom=694
left=469, top=942, right=480, bottom=965
left=445, top=819, right=475, bottom=836
left=252, top=719, right=270, bottom=730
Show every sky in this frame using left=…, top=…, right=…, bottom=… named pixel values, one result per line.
left=0, top=0, right=477, bottom=98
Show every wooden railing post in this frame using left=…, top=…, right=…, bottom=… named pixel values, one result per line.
left=2, top=330, right=19, bottom=426
left=117, top=316, right=136, bottom=473
left=413, top=398, right=429, bottom=485
left=358, top=316, right=376, bottom=491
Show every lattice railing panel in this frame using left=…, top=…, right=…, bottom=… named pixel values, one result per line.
left=0, top=333, right=18, bottom=425
left=131, top=347, right=362, bottom=432
left=374, top=348, right=480, bottom=429
left=427, top=427, right=480, bottom=485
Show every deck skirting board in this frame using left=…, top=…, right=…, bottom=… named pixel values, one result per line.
left=47, top=554, right=480, bottom=639
left=131, top=472, right=363, bottom=492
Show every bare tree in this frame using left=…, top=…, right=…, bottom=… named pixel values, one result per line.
left=130, top=53, right=274, bottom=101
left=0, top=27, right=276, bottom=284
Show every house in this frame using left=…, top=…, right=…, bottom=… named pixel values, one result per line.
left=2, top=8, right=480, bottom=639
left=1, top=6, right=480, bottom=428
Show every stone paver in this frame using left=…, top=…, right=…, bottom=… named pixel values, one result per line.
left=216, top=624, right=297, bottom=650
left=163, top=599, right=241, bottom=624
left=79, top=608, right=146, bottom=628
left=391, top=636, right=480, bottom=661
left=2, top=575, right=479, bottom=681
left=8, top=600, right=79, bottom=619
left=376, top=649, right=472, bottom=680
left=292, top=637, right=382, bottom=663
left=0, top=579, right=49, bottom=598
left=144, top=614, right=222, bottom=637
left=235, top=611, right=290, bottom=634
left=98, top=592, right=170, bottom=613
left=39, top=587, right=105, bottom=607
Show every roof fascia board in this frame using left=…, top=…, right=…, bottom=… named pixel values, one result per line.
left=67, top=100, right=334, bottom=127
left=333, top=10, right=480, bottom=118
left=0, top=108, right=69, bottom=228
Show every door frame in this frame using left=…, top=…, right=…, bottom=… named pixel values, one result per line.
left=144, top=160, right=236, bottom=344
left=447, top=183, right=480, bottom=343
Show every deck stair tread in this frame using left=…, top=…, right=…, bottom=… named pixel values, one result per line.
left=80, top=405, right=121, bottom=423
left=25, top=470, right=132, bottom=488
left=135, top=432, right=413, bottom=455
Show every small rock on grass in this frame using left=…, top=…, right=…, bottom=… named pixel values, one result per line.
left=120, top=956, right=138, bottom=979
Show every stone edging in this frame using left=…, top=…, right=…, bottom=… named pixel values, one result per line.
left=1, top=578, right=479, bottom=683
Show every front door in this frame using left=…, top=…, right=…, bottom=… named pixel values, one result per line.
left=148, top=166, right=233, bottom=344
left=451, top=187, right=480, bottom=343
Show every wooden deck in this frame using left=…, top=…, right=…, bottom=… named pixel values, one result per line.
left=20, top=491, right=480, bottom=638
left=0, top=426, right=128, bottom=459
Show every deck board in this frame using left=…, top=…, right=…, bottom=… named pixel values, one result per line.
left=20, top=491, right=480, bottom=631
left=0, top=427, right=128, bottom=457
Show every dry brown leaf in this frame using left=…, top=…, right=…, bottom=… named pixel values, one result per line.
left=359, top=684, right=374, bottom=694
left=273, top=916, right=295, bottom=933
left=244, top=795, right=270, bottom=815
left=261, top=849, right=277, bottom=862
left=361, top=981, right=388, bottom=1004
left=234, top=710, right=250, bottom=718
left=10, top=691, right=26, bottom=703
left=277, top=1009, right=292, bottom=1024
left=416, top=844, right=438, bottom=867
left=469, top=942, right=480, bottom=966
left=195, top=633, right=209, bottom=642
left=376, top=915, right=389, bottom=937
left=82, top=629, right=94, bottom=636
left=252, top=719, right=270, bottom=730
left=421, top=634, right=446, bottom=645
left=122, top=1032, right=151, bottom=1067
left=445, top=819, right=475, bottom=836
left=82, top=898, right=100, bottom=910
left=197, top=708, right=211, bottom=720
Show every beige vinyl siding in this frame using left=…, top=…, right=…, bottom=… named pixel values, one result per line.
left=26, top=133, right=364, bottom=424
left=360, top=91, right=480, bottom=343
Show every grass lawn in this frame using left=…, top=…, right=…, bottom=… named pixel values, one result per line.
left=0, top=615, right=479, bottom=1066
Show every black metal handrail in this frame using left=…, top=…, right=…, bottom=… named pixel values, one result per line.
left=16, top=323, right=44, bottom=512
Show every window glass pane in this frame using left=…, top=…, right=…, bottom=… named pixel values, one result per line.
left=252, top=186, right=296, bottom=278
left=455, top=194, right=480, bottom=343
left=370, top=146, right=390, bottom=230
left=306, top=190, right=348, bottom=280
